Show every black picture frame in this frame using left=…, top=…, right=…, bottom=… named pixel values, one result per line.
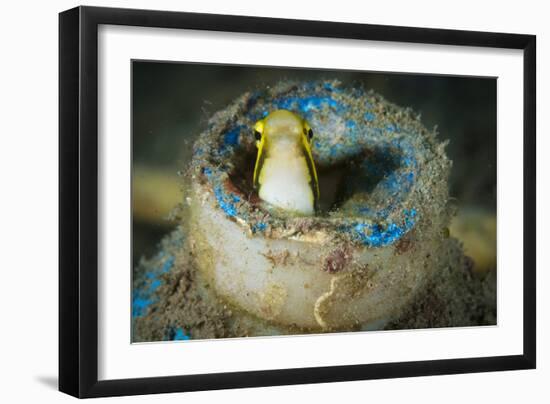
left=59, top=5, right=536, bottom=398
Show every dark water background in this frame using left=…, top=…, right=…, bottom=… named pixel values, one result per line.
left=132, top=61, right=496, bottom=264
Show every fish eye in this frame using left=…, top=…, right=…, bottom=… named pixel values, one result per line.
left=308, top=128, right=314, bottom=140
left=254, top=130, right=262, bottom=141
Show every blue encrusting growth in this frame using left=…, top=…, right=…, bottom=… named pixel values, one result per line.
left=219, top=125, right=246, bottom=154
left=364, top=111, right=376, bottom=122
left=204, top=166, right=242, bottom=218
left=165, top=326, right=191, bottom=341
left=213, top=185, right=241, bottom=217
left=272, top=95, right=347, bottom=114
left=194, top=80, right=433, bottom=248
left=132, top=253, right=175, bottom=318
left=252, top=221, right=268, bottom=233
left=343, top=209, right=417, bottom=247
left=173, top=328, right=191, bottom=340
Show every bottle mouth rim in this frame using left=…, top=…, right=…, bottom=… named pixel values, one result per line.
left=189, top=80, right=447, bottom=248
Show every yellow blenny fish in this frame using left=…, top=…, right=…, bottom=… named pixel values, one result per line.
left=253, top=110, right=320, bottom=215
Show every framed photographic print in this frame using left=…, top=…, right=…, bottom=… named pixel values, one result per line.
left=59, top=5, right=536, bottom=398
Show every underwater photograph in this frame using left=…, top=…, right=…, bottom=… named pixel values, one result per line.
left=131, top=61, right=497, bottom=342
